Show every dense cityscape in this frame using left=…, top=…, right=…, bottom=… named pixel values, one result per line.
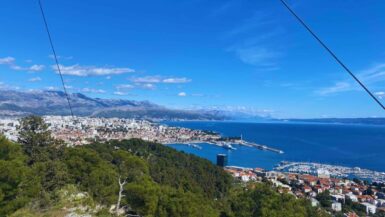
left=225, top=165, right=385, bottom=216
left=0, top=116, right=221, bottom=146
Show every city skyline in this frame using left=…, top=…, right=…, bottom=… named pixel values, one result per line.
left=1, top=0, right=385, bottom=118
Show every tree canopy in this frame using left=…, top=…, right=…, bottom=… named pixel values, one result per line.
left=0, top=116, right=330, bottom=217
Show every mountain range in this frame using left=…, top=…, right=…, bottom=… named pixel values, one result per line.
left=0, top=89, right=229, bottom=120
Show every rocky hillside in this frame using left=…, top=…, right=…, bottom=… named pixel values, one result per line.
left=0, top=90, right=225, bottom=120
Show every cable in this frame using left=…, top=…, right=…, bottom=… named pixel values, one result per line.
left=279, top=0, right=385, bottom=111
left=38, top=0, right=75, bottom=117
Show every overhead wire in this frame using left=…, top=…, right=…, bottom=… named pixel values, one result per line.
left=38, top=0, right=75, bottom=117
left=279, top=0, right=385, bottom=111
left=37, top=0, right=385, bottom=112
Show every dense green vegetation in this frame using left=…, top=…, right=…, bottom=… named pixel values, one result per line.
left=0, top=116, right=330, bottom=217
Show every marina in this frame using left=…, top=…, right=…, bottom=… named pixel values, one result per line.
left=275, top=161, right=385, bottom=183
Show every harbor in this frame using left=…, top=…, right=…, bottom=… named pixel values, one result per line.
left=274, top=161, right=385, bottom=183
left=165, top=138, right=284, bottom=154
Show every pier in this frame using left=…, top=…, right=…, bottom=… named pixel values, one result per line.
left=239, top=140, right=284, bottom=154
left=165, top=139, right=284, bottom=154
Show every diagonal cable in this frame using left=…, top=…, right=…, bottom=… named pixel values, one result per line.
left=38, top=0, right=75, bottom=117
left=279, top=0, right=385, bottom=111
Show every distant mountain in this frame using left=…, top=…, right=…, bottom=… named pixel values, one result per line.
left=288, top=118, right=385, bottom=125
left=0, top=90, right=226, bottom=120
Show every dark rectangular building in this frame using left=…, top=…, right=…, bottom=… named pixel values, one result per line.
left=217, top=154, right=227, bottom=167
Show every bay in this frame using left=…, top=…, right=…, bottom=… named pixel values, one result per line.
left=164, top=121, right=385, bottom=172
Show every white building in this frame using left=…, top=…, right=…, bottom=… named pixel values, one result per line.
left=331, top=194, right=345, bottom=203
left=346, top=193, right=358, bottom=202
left=310, top=198, right=319, bottom=207
left=377, top=199, right=385, bottom=207
left=361, top=202, right=377, bottom=214
left=317, top=168, right=330, bottom=179
left=331, top=202, right=342, bottom=212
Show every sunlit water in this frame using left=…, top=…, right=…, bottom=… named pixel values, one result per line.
left=164, top=121, right=385, bottom=172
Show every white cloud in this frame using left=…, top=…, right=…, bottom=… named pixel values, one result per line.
left=81, top=88, right=106, bottom=94
left=28, top=77, right=42, bottom=82
left=64, top=85, right=73, bottom=89
left=10, top=65, right=23, bottom=70
left=0, top=56, right=44, bottom=72
left=163, top=77, right=191, bottom=83
left=131, top=76, right=162, bottom=83
left=225, top=12, right=273, bottom=38
left=116, top=82, right=156, bottom=92
left=0, top=57, right=15, bottom=64
left=45, top=86, right=58, bottom=91
left=113, top=91, right=128, bottom=96
left=233, top=46, right=280, bottom=66
left=29, top=64, right=45, bottom=72
left=191, top=93, right=205, bottom=97
left=131, top=76, right=191, bottom=84
left=55, top=64, right=135, bottom=76
left=358, top=63, right=385, bottom=83
left=137, top=83, right=156, bottom=90
left=317, top=82, right=352, bottom=96
left=224, top=12, right=282, bottom=69
left=48, top=54, right=73, bottom=60
left=317, top=63, right=385, bottom=96
left=116, top=84, right=135, bottom=90
left=375, top=91, right=385, bottom=99
left=178, top=92, right=187, bottom=97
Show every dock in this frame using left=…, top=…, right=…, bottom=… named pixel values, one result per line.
left=240, top=141, right=284, bottom=154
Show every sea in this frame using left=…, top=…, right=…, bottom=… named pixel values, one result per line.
left=164, top=121, right=385, bottom=172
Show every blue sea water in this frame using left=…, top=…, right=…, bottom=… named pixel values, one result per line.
left=164, top=121, right=385, bottom=172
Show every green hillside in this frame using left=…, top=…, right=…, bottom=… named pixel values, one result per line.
left=0, top=116, right=329, bottom=217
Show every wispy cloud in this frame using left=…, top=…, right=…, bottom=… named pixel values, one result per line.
left=375, top=91, right=385, bottom=99
left=131, top=76, right=191, bottom=84
left=116, top=84, right=135, bottom=90
left=64, top=85, right=73, bottom=89
left=45, top=86, right=58, bottom=91
left=0, top=57, right=15, bottom=64
left=224, top=12, right=283, bottom=70
left=115, top=82, right=156, bottom=94
left=29, top=64, right=45, bottom=72
left=136, top=83, right=156, bottom=90
left=358, top=63, right=385, bottom=83
left=28, top=77, right=42, bottom=82
left=80, top=88, right=106, bottom=94
left=0, top=56, right=45, bottom=72
left=232, top=46, right=281, bottom=66
left=54, top=64, right=135, bottom=76
left=178, top=92, right=187, bottom=97
left=113, top=91, right=128, bottom=96
left=210, top=0, right=235, bottom=17
left=114, top=84, right=135, bottom=96
left=317, top=63, right=385, bottom=96
left=224, top=12, right=274, bottom=38
left=317, top=82, right=352, bottom=96
left=48, top=54, right=73, bottom=60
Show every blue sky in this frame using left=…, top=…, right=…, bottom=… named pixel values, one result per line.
left=1, top=0, right=385, bottom=118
